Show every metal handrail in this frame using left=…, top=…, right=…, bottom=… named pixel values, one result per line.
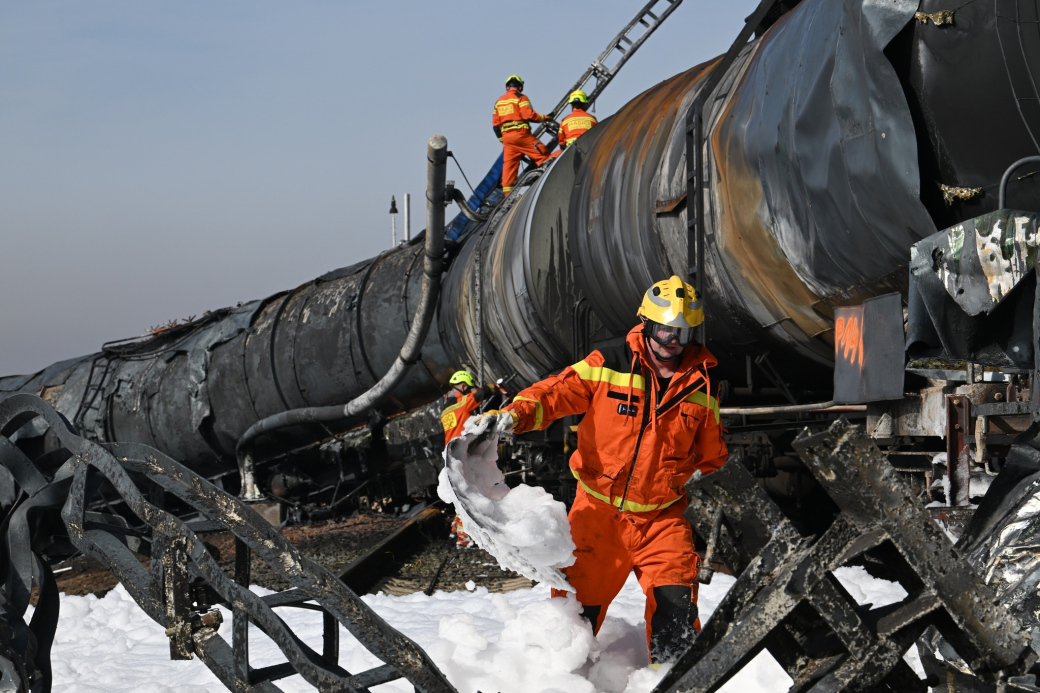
left=998, top=155, right=1040, bottom=208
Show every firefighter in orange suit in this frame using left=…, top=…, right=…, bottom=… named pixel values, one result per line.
left=550, top=90, right=598, bottom=158
left=493, top=75, right=552, bottom=195
left=441, top=370, right=485, bottom=445
left=442, top=369, right=504, bottom=547
left=484, top=276, right=727, bottom=663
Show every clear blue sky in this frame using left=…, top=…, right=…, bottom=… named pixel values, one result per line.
left=0, top=1, right=758, bottom=375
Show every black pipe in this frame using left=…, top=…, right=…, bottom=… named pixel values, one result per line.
left=448, top=186, right=490, bottom=222
left=234, top=134, right=449, bottom=500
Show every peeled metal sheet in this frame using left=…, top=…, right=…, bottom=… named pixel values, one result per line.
left=907, top=209, right=1040, bottom=367
left=959, top=444, right=1040, bottom=624
left=697, top=0, right=932, bottom=372
left=0, top=240, right=453, bottom=469
left=907, top=0, right=1040, bottom=223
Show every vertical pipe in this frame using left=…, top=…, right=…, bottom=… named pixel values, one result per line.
left=342, top=133, right=447, bottom=414
left=404, top=193, right=412, bottom=242
left=476, top=244, right=484, bottom=387
left=946, top=394, right=971, bottom=506
left=235, top=136, right=448, bottom=495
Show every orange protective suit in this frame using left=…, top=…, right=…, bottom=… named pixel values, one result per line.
left=440, top=390, right=483, bottom=445
left=505, top=325, right=727, bottom=661
left=492, top=87, right=551, bottom=194
left=563, top=489, right=701, bottom=653
left=558, top=108, right=598, bottom=148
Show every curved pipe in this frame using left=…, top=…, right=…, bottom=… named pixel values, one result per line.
left=449, top=187, right=490, bottom=222
left=235, top=134, right=449, bottom=500
left=719, top=401, right=866, bottom=416
left=998, top=156, right=1040, bottom=209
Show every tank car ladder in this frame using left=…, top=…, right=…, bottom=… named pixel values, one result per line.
left=533, top=0, right=685, bottom=141
left=447, top=0, right=687, bottom=243
left=72, top=354, right=114, bottom=437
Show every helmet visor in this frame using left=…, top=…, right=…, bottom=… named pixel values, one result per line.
left=646, top=321, right=695, bottom=347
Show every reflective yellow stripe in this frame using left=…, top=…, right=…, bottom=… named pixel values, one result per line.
left=571, top=469, right=682, bottom=512
left=513, top=395, right=543, bottom=429
left=441, top=399, right=467, bottom=431
left=570, top=360, right=646, bottom=390
left=684, top=391, right=720, bottom=422
left=500, top=121, right=530, bottom=132
left=570, top=360, right=715, bottom=419
left=497, top=98, right=520, bottom=105
left=442, top=399, right=467, bottom=414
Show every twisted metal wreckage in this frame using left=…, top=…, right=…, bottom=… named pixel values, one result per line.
left=5, top=0, right=1040, bottom=690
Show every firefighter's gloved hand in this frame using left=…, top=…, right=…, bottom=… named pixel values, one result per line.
left=464, top=410, right=518, bottom=437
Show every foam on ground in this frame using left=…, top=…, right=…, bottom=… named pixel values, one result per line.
left=44, top=572, right=802, bottom=692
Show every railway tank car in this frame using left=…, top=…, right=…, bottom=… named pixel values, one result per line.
left=3, top=0, right=1039, bottom=517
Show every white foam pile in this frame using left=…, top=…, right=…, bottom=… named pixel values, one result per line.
left=36, top=560, right=931, bottom=691
left=437, top=414, right=575, bottom=590
left=43, top=572, right=797, bottom=692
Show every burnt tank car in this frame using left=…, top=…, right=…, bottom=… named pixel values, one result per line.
left=3, top=0, right=1040, bottom=518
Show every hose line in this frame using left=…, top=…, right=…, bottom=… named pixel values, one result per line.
left=235, top=134, right=450, bottom=501
left=719, top=401, right=867, bottom=416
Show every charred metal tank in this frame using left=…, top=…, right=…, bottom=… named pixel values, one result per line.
left=2, top=0, right=1038, bottom=492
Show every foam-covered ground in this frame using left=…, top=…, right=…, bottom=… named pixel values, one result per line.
left=43, top=566, right=919, bottom=692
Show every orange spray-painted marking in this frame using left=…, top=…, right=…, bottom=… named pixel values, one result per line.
left=834, top=312, right=865, bottom=368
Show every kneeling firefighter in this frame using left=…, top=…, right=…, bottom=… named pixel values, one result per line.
left=481, top=276, right=728, bottom=662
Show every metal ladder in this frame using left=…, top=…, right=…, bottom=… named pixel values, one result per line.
left=72, top=354, right=113, bottom=437
left=533, top=0, right=685, bottom=141
left=445, top=0, right=686, bottom=239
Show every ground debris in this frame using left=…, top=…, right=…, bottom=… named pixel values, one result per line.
left=667, top=418, right=1038, bottom=693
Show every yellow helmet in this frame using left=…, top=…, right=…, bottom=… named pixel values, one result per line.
left=506, top=74, right=525, bottom=89
left=449, top=370, right=476, bottom=388
left=569, top=90, right=589, bottom=106
left=636, top=276, right=703, bottom=346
